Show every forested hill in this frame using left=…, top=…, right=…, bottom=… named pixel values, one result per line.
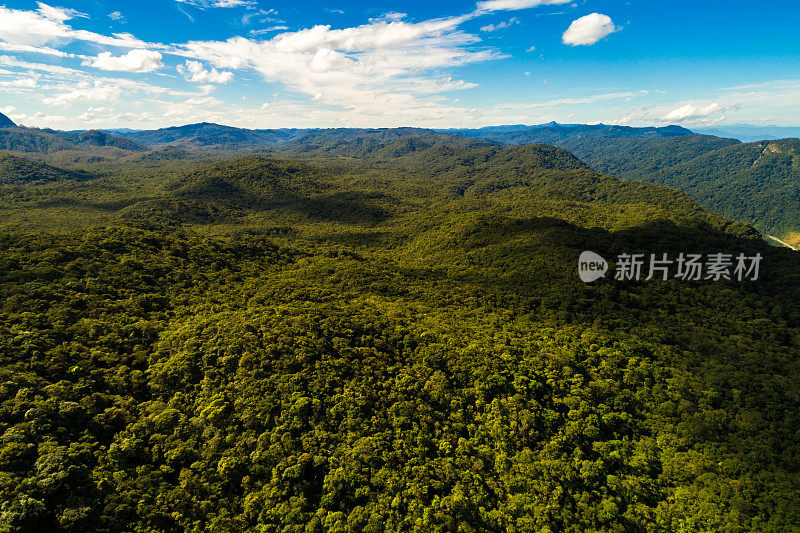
left=436, top=122, right=694, bottom=144
left=445, top=126, right=800, bottom=247
left=636, top=138, right=800, bottom=245
left=2, top=131, right=800, bottom=530
left=120, top=122, right=304, bottom=148
left=0, top=126, right=147, bottom=155
left=0, top=152, right=86, bottom=185
left=553, top=134, right=742, bottom=180
left=3, top=119, right=797, bottom=242
left=551, top=135, right=800, bottom=246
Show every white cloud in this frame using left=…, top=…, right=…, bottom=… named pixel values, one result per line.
left=84, top=50, right=164, bottom=73
left=494, top=90, right=648, bottom=111
left=176, top=0, right=258, bottom=8
left=184, top=96, right=220, bottom=106
left=562, top=13, right=618, bottom=46
left=250, top=26, right=290, bottom=36
left=0, top=55, right=82, bottom=76
left=35, top=3, right=88, bottom=22
left=662, top=102, right=722, bottom=122
left=615, top=99, right=736, bottom=126
left=175, top=15, right=492, bottom=106
left=476, top=0, right=570, bottom=13
left=0, top=42, right=74, bottom=57
left=213, top=0, right=257, bottom=6
left=9, top=77, right=37, bottom=88
left=43, top=81, right=122, bottom=105
left=0, top=2, right=154, bottom=48
left=108, top=11, right=124, bottom=21
left=177, top=60, right=234, bottom=83
left=481, top=17, right=519, bottom=32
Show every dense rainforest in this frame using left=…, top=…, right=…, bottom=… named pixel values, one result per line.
left=0, top=129, right=799, bottom=531
left=3, top=118, right=799, bottom=244
left=443, top=125, right=800, bottom=247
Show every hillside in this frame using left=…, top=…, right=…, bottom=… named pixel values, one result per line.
left=1, top=132, right=799, bottom=531
left=99, top=137, right=755, bottom=239
left=0, top=112, right=16, bottom=128
left=543, top=135, right=800, bottom=245
left=438, top=122, right=693, bottom=144
left=629, top=138, right=800, bottom=244
left=554, top=134, right=742, bottom=179
left=119, top=122, right=303, bottom=148
left=0, top=151, right=85, bottom=184
left=0, top=127, right=147, bottom=154
left=449, top=128, right=800, bottom=245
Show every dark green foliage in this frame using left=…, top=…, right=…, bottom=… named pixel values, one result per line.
left=451, top=128, right=799, bottom=243
left=119, top=122, right=303, bottom=148
left=0, top=152, right=87, bottom=185
left=631, top=138, right=800, bottom=240
left=560, top=137, right=800, bottom=242
left=0, top=127, right=147, bottom=154
left=554, top=134, right=741, bottom=180
left=0, top=133, right=799, bottom=531
left=70, top=130, right=147, bottom=152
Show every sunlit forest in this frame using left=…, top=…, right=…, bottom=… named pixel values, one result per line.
left=1, top=130, right=799, bottom=531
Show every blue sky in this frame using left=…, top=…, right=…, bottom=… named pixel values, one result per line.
left=0, top=0, right=798, bottom=129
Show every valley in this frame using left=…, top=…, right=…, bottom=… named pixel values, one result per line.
left=1, top=117, right=799, bottom=531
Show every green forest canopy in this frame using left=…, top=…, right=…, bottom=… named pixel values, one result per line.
left=0, top=135, right=799, bottom=531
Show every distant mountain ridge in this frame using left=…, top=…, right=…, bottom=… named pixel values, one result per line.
left=107, top=122, right=697, bottom=151
left=436, top=123, right=694, bottom=144
left=10, top=120, right=796, bottom=153
left=0, top=126, right=147, bottom=154
left=5, top=118, right=799, bottom=243
left=694, top=124, right=800, bottom=143
left=119, top=122, right=305, bottom=148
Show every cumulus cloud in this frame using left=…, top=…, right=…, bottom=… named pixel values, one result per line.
left=662, top=102, right=722, bottom=122
left=173, top=15, right=499, bottom=120
left=177, top=60, right=234, bottom=83
left=562, top=13, right=618, bottom=46
left=476, top=0, right=570, bottom=13
left=84, top=50, right=164, bottom=73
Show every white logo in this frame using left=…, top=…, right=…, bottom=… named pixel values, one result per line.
left=578, top=251, right=608, bottom=283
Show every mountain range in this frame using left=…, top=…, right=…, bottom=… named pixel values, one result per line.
left=2, top=116, right=800, bottom=531
left=1, top=118, right=797, bottom=245
left=1, top=124, right=799, bottom=530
